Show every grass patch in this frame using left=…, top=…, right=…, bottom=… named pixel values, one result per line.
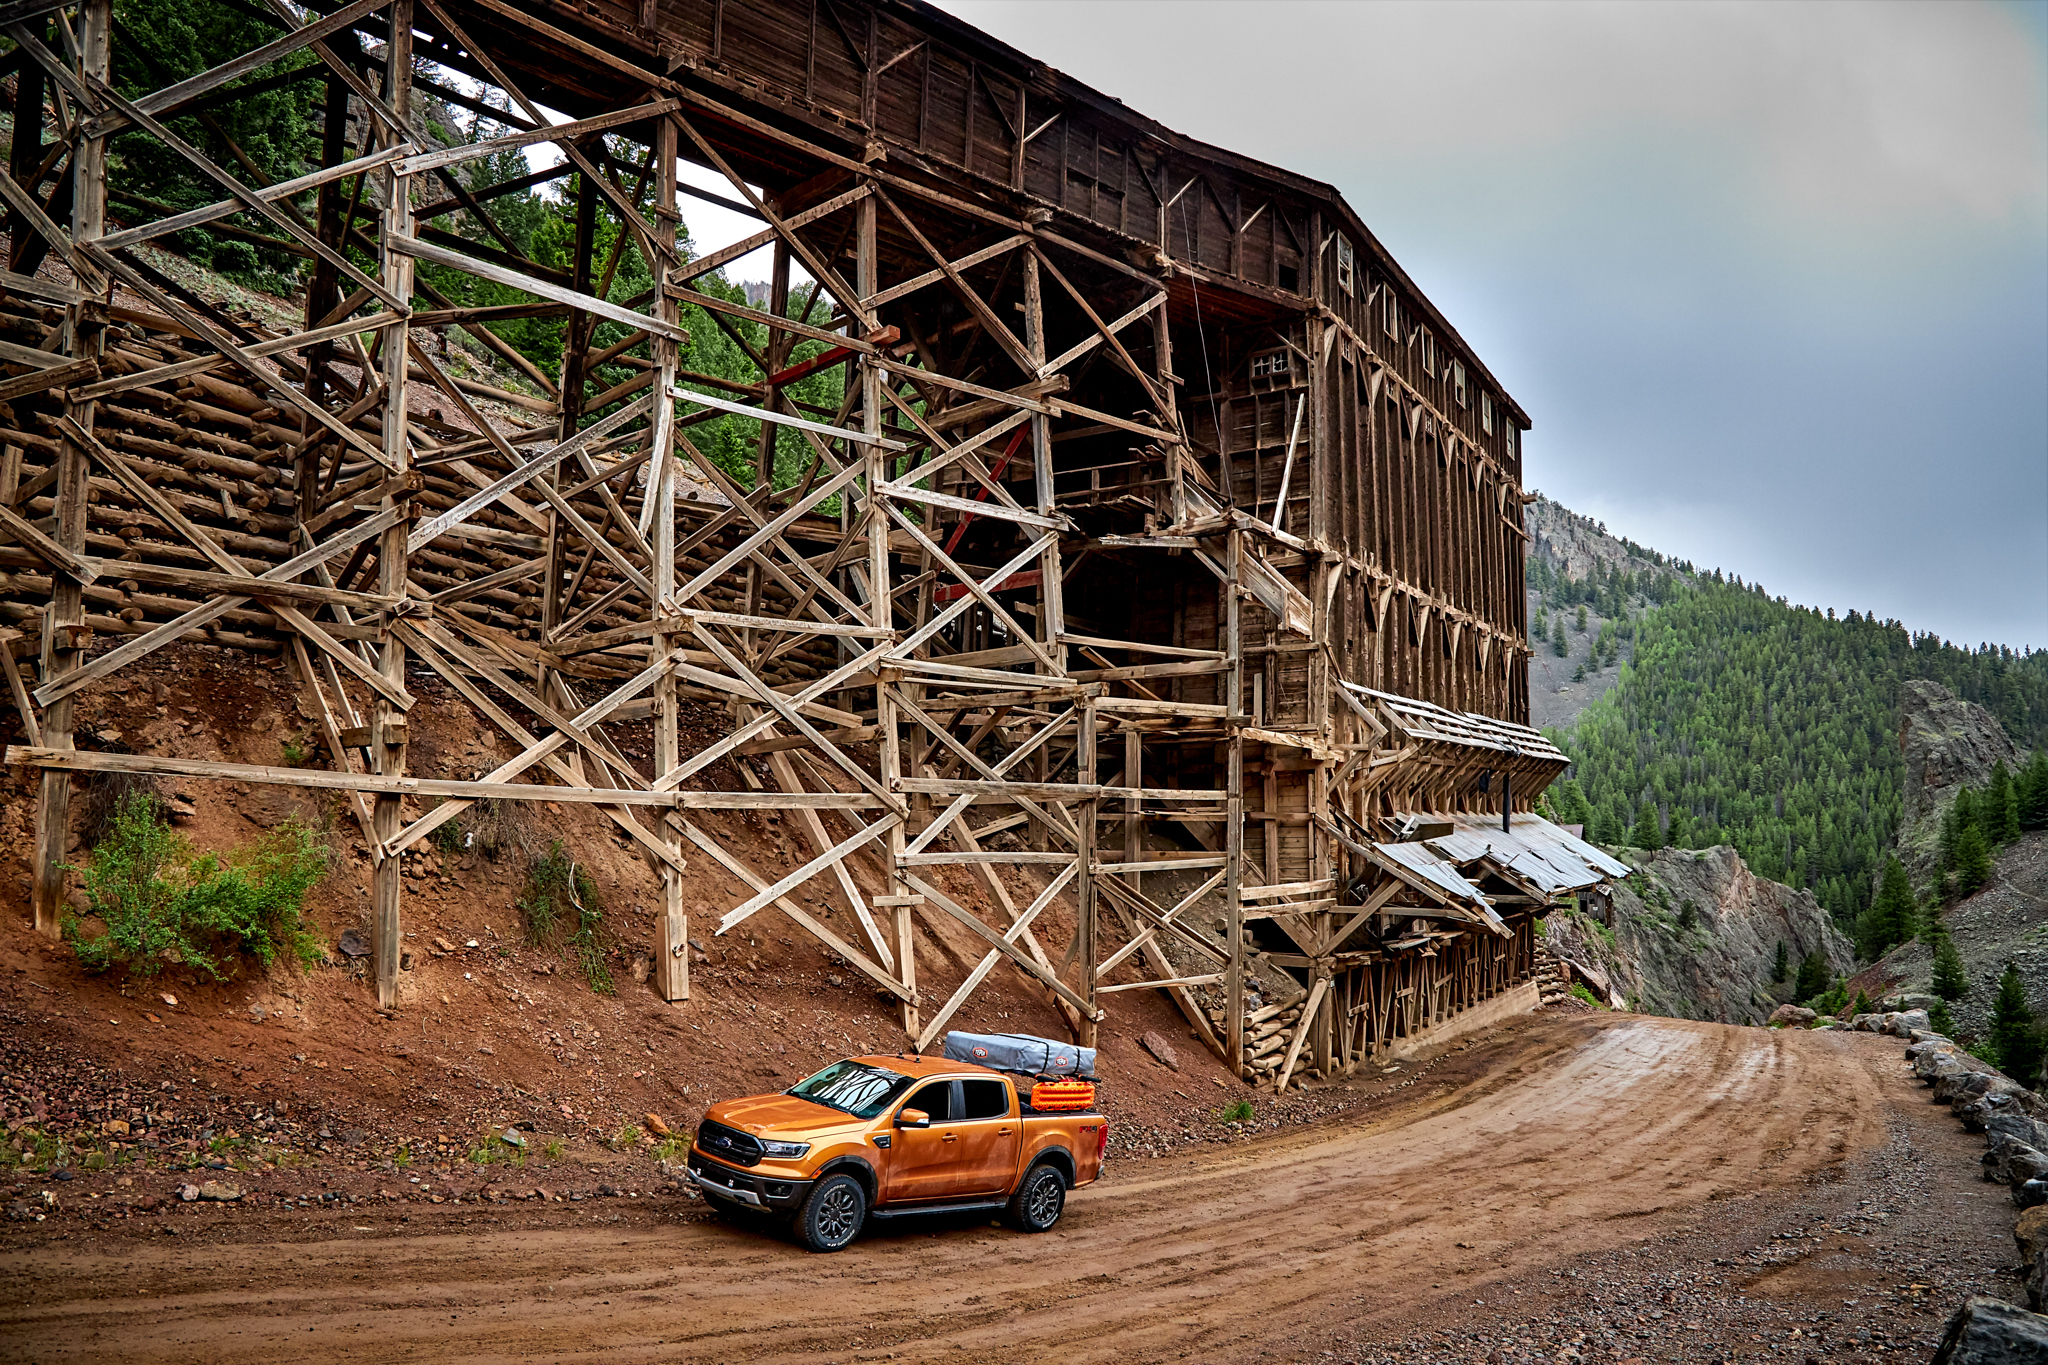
left=1216, top=1099, right=1255, bottom=1124
left=518, top=842, right=613, bottom=994
left=64, top=791, right=328, bottom=981
left=1569, top=981, right=1606, bottom=1009
left=542, top=1139, right=564, bottom=1161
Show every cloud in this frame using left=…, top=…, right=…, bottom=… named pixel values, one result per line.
left=946, top=0, right=2048, bottom=227
left=935, top=1, right=2048, bottom=647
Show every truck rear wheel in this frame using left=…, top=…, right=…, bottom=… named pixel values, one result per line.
left=795, top=1173, right=866, bottom=1252
left=1004, top=1162, right=1066, bottom=1233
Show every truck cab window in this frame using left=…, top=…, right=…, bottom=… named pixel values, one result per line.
left=961, top=1079, right=1009, bottom=1120
left=905, top=1081, right=954, bottom=1121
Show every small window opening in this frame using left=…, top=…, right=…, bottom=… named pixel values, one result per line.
left=1452, top=360, right=1468, bottom=409
left=1382, top=289, right=1400, bottom=340
left=1480, top=390, right=1494, bottom=434
left=1420, top=329, right=1437, bottom=378
left=1277, top=262, right=1299, bottom=293
left=1250, top=348, right=1291, bottom=382
left=1335, top=235, right=1355, bottom=296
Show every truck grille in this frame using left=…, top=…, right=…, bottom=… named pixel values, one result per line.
left=696, top=1119, right=764, bottom=1167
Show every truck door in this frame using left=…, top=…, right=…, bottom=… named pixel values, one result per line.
left=950, top=1078, right=1023, bottom=1196
left=884, top=1080, right=971, bottom=1204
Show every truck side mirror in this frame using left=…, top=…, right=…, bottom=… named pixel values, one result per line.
left=895, top=1108, right=930, bottom=1129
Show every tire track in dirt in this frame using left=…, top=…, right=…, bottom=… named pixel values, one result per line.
left=0, top=1015, right=1894, bottom=1365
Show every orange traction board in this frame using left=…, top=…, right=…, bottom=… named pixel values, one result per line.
left=1029, top=1079, right=1097, bottom=1112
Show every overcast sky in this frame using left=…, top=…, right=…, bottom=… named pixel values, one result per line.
left=931, top=0, right=2048, bottom=650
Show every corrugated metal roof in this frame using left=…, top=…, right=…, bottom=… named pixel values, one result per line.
left=1344, top=683, right=1570, bottom=765
left=1361, top=840, right=1509, bottom=935
left=1398, top=812, right=1631, bottom=898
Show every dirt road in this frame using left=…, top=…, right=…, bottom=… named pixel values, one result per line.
left=0, top=1014, right=2019, bottom=1363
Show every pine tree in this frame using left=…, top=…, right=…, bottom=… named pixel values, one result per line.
left=1987, top=963, right=2042, bottom=1080
left=1956, top=822, right=1993, bottom=895
left=1572, top=661, right=1587, bottom=682
left=1939, top=796, right=1963, bottom=872
left=1928, top=998, right=1956, bottom=1037
left=1678, top=899, right=1699, bottom=931
left=1848, top=988, right=1872, bottom=1020
left=1551, top=618, right=1568, bottom=658
left=1575, top=604, right=1588, bottom=633
left=2020, top=752, right=2048, bottom=832
left=1667, top=808, right=1696, bottom=849
left=1988, top=760, right=2021, bottom=845
left=1794, top=949, right=1830, bottom=1003
left=1629, top=803, right=1663, bottom=850
left=1773, top=939, right=1790, bottom=983
left=1859, top=855, right=1917, bottom=959
left=1930, top=920, right=1970, bottom=1002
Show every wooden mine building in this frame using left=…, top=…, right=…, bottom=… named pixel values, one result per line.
left=0, top=0, right=1626, bottom=1087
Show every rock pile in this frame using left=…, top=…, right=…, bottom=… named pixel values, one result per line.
left=1903, top=1026, right=2048, bottom=1332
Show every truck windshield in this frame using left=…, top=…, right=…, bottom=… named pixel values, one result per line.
left=787, top=1060, right=915, bottom=1119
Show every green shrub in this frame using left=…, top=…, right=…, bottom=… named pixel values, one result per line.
left=1569, top=981, right=1605, bottom=1009
left=518, top=842, right=613, bottom=994
left=1216, top=1099, right=1255, bottom=1124
left=64, top=792, right=327, bottom=980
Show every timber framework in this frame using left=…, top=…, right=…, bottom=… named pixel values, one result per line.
left=0, top=0, right=1626, bottom=1089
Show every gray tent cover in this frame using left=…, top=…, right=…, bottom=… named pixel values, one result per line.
left=942, top=1032, right=1097, bottom=1080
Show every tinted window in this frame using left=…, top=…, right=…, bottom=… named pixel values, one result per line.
left=961, top=1079, right=1009, bottom=1120
left=905, top=1081, right=953, bottom=1122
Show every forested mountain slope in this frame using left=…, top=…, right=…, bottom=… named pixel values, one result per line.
left=1534, top=519, right=2048, bottom=931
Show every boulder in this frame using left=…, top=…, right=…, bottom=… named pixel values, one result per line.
left=1909, top=1037, right=1960, bottom=1062
left=1958, top=1088, right=2048, bottom=1131
left=1139, top=1031, right=1181, bottom=1072
left=1931, top=1295, right=2048, bottom=1364
left=2018, top=1205, right=2048, bottom=1265
left=1910, top=1029, right=1951, bottom=1045
left=1767, top=1004, right=1816, bottom=1028
left=2020, top=1179, right=2048, bottom=1213
left=1895, top=1008, right=1932, bottom=1034
left=2033, top=1249, right=2048, bottom=1314
left=1985, top=1135, right=2047, bottom=1186
left=1852, top=1013, right=1885, bottom=1032
left=2012, top=1150, right=2048, bottom=1202
left=1985, top=1113, right=2048, bottom=1152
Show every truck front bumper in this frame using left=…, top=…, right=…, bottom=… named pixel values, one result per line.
left=685, top=1150, right=813, bottom=1211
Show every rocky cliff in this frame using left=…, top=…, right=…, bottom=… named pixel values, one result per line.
left=1896, top=679, right=2026, bottom=889
left=1857, top=680, right=2043, bottom=1038
left=1544, top=844, right=1856, bottom=1025
left=1521, top=496, right=1696, bottom=731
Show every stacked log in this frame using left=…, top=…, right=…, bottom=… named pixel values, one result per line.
left=0, top=293, right=843, bottom=690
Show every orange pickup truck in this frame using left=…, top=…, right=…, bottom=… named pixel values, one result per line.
left=686, top=1051, right=1108, bottom=1251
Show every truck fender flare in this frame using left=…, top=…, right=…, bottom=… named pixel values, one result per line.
left=817, top=1154, right=878, bottom=1201
left=1028, top=1145, right=1075, bottom=1186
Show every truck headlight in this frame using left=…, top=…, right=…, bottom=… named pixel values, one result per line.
left=758, top=1139, right=810, bottom=1159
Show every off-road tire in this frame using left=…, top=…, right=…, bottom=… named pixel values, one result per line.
left=1004, top=1162, right=1066, bottom=1233
left=794, top=1172, right=866, bottom=1252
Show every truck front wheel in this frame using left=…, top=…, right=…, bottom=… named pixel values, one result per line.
left=1004, top=1163, right=1066, bottom=1233
left=795, top=1173, right=866, bottom=1252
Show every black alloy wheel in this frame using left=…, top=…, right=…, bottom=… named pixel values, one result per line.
left=796, top=1173, right=866, bottom=1252
left=1004, top=1163, right=1066, bottom=1233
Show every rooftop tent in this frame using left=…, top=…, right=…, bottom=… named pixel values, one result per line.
left=942, top=1032, right=1098, bottom=1080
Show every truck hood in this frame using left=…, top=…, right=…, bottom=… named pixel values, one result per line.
left=708, top=1093, right=866, bottom=1139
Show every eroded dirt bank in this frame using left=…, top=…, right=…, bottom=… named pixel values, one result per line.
left=0, top=1014, right=2022, bottom=1365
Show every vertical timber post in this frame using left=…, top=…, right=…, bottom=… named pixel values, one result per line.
left=1225, top=527, right=1246, bottom=1077
left=651, top=117, right=689, bottom=1003
left=370, top=0, right=414, bottom=1009
left=32, top=0, right=110, bottom=937
left=1077, top=696, right=1099, bottom=1049
left=860, top=190, right=916, bottom=1039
